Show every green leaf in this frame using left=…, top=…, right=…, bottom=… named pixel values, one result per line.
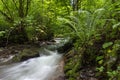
left=98, top=60, right=103, bottom=64
left=65, top=21, right=77, bottom=32
left=96, top=56, right=104, bottom=61
left=113, top=22, right=120, bottom=29
left=96, top=66, right=104, bottom=72
left=102, top=42, right=113, bottom=49
left=0, top=31, right=5, bottom=37
left=117, top=66, right=120, bottom=70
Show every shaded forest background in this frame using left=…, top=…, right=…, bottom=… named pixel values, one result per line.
left=0, top=0, right=120, bottom=80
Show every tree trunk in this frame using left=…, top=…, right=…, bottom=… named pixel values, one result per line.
left=19, top=0, right=24, bottom=18
left=72, top=0, right=79, bottom=11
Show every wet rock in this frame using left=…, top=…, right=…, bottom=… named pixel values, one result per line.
left=11, top=48, right=40, bottom=62
left=0, top=55, right=14, bottom=63
left=80, top=67, right=97, bottom=80
left=0, top=48, right=12, bottom=63
left=0, top=45, right=41, bottom=65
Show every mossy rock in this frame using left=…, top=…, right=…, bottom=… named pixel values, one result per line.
left=66, top=70, right=75, bottom=77
left=69, top=77, right=76, bottom=80
left=11, top=48, right=40, bottom=62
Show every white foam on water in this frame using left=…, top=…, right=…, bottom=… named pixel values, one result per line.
left=0, top=49, right=62, bottom=80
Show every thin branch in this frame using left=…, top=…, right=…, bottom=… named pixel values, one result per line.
left=6, top=28, right=14, bottom=46
left=12, top=0, right=19, bottom=10
left=1, top=0, right=13, bottom=19
left=25, top=0, right=31, bottom=16
left=0, top=10, right=13, bottom=23
left=19, top=0, right=24, bottom=18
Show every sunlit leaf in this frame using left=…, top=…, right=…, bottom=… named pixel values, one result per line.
left=102, top=42, right=113, bottom=49
left=113, top=22, right=120, bottom=29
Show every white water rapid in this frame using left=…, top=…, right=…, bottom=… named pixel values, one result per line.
left=0, top=49, right=63, bottom=80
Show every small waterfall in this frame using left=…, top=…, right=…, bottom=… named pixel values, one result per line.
left=0, top=49, right=62, bottom=80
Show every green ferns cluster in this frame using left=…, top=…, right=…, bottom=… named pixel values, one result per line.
left=64, top=50, right=82, bottom=80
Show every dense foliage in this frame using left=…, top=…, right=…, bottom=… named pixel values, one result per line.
left=0, top=0, right=120, bottom=80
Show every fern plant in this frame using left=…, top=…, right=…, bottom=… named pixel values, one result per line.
left=60, top=8, right=106, bottom=47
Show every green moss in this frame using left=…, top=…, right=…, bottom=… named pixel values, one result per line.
left=11, top=48, right=40, bottom=62
left=69, top=77, right=75, bottom=80
left=73, top=61, right=81, bottom=72
left=65, top=49, right=82, bottom=80
left=64, top=58, right=74, bottom=71
left=65, top=61, right=81, bottom=79
left=11, top=55, right=21, bottom=62
left=66, top=70, right=73, bottom=76
left=66, top=69, right=79, bottom=80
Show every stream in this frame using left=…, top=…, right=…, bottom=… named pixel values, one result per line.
left=0, top=49, right=63, bottom=80
left=0, top=39, right=66, bottom=80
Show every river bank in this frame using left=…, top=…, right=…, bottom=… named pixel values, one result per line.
left=0, top=39, right=66, bottom=80
left=0, top=44, right=43, bottom=64
left=0, top=49, right=65, bottom=80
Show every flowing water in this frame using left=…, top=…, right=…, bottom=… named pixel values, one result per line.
left=0, top=49, right=63, bottom=80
